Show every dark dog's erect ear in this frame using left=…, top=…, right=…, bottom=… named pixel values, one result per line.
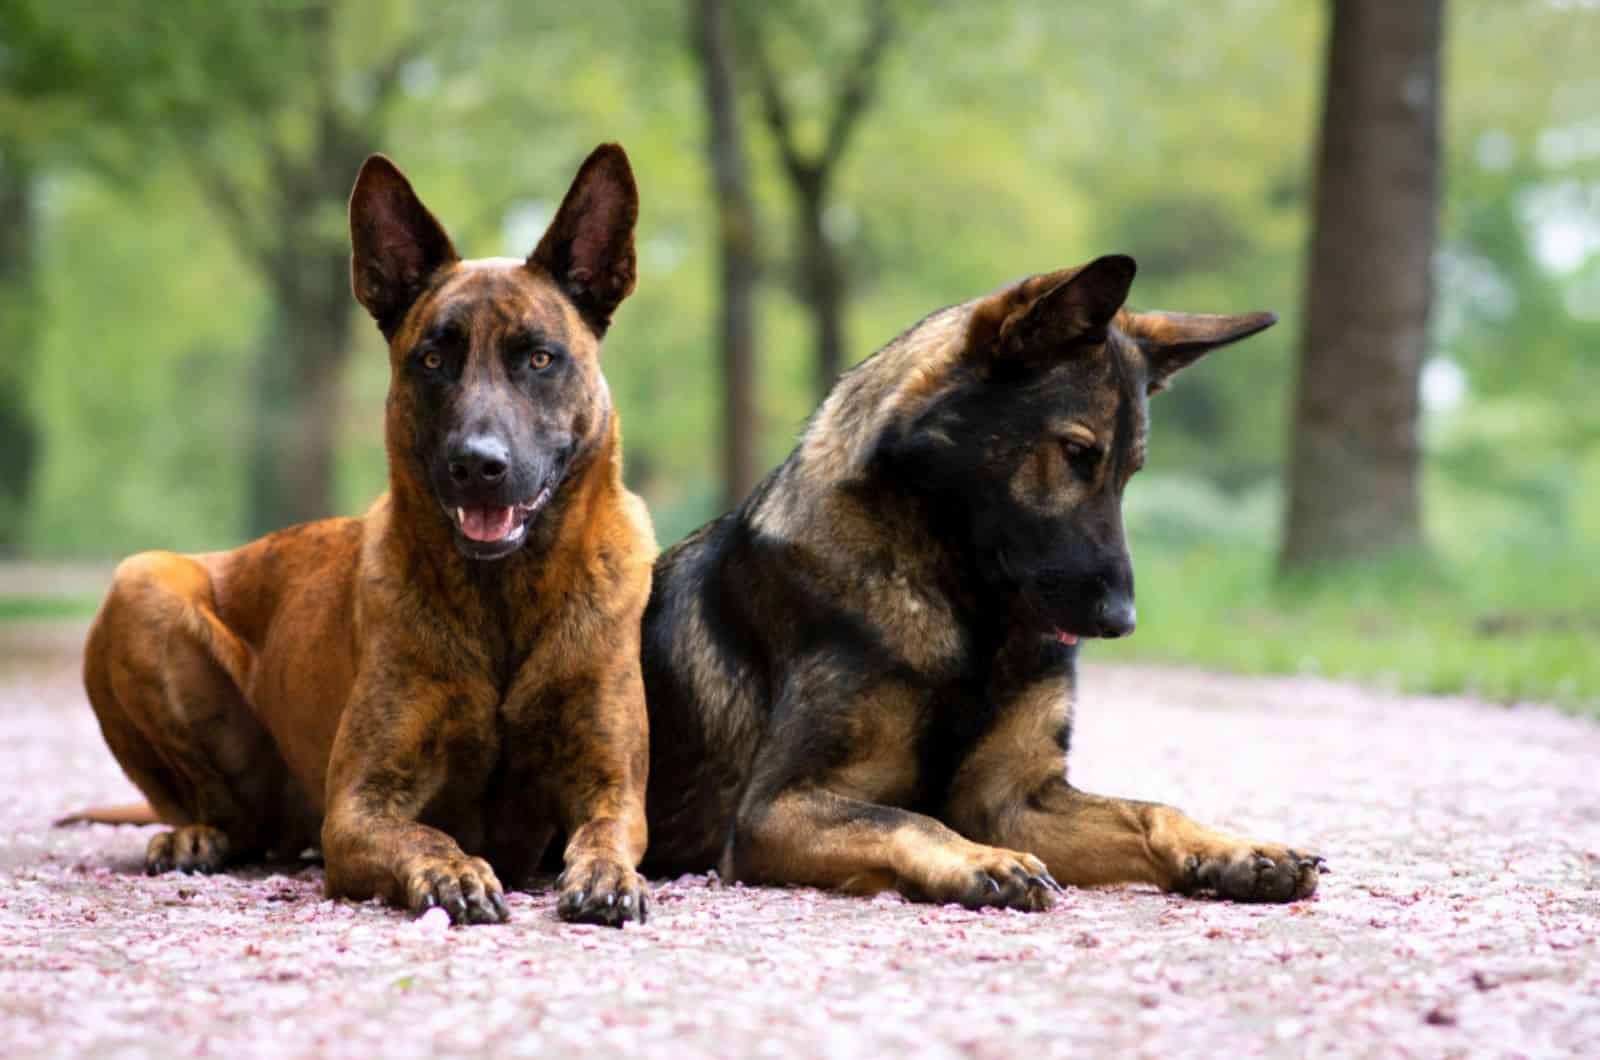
left=1121, top=310, right=1278, bottom=393
left=968, top=255, right=1138, bottom=362
left=349, top=156, right=459, bottom=338
left=528, top=143, right=639, bottom=336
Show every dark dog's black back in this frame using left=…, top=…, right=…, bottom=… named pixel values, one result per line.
left=641, top=257, right=1320, bottom=907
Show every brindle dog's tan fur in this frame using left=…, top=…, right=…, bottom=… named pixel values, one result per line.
left=76, top=145, right=655, bottom=926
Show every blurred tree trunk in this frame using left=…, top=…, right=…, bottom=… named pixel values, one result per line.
left=0, top=137, right=41, bottom=553
left=163, top=8, right=417, bottom=536
left=749, top=0, right=894, bottom=399
left=9, top=1, right=422, bottom=537
left=1280, top=0, right=1443, bottom=571
left=692, top=0, right=763, bottom=508
left=247, top=218, right=363, bottom=536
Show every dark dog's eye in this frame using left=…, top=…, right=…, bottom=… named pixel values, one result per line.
left=1060, top=437, right=1102, bottom=477
left=1061, top=438, right=1098, bottom=462
left=422, top=351, right=443, bottom=371
left=530, top=349, right=553, bottom=371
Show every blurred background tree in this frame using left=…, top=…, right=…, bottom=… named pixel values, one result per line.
left=691, top=0, right=762, bottom=507
left=744, top=0, right=896, bottom=400
left=1282, top=0, right=1442, bottom=570
left=0, top=0, right=1594, bottom=708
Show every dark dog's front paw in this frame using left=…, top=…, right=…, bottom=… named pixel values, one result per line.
left=146, top=825, right=229, bottom=875
left=1182, top=846, right=1323, bottom=903
left=557, top=858, right=650, bottom=927
left=917, top=844, right=1061, bottom=912
left=403, top=855, right=509, bottom=925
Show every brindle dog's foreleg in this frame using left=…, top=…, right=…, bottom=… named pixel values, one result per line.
left=946, top=681, right=1321, bottom=902
left=321, top=675, right=510, bottom=925
left=543, top=663, right=651, bottom=926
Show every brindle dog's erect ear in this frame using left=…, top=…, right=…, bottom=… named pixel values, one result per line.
left=968, top=255, right=1138, bottom=363
left=1121, top=310, right=1278, bottom=394
left=349, top=155, right=460, bottom=339
left=527, top=143, right=639, bottom=337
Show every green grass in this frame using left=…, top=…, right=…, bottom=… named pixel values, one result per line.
left=0, top=596, right=100, bottom=622
left=1095, top=546, right=1600, bottom=716
left=5, top=547, right=1593, bottom=717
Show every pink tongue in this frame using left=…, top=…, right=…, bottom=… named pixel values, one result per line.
left=1056, top=630, right=1078, bottom=646
left=461, top=505, right=515, bottom=542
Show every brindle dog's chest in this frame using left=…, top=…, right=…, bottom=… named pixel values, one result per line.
left=408, top=670, right=573, bottom=882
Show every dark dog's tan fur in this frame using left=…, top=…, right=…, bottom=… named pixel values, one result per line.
left=75, top=145, right=656, bottom=926
left=641, top=256, right=1321, bottom=908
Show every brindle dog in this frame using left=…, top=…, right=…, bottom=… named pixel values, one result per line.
left=640, top=255, right=1322, bottom=909
left=72, top=145, right=656, bottom=926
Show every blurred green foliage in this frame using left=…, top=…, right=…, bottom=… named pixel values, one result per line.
left=0, top=0, right=1595, bottom=705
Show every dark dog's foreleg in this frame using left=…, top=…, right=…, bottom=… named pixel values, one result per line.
left=994, top=781, right=1321, bottom=902
left=321, top=679, right=509, bottom=926
left=725, top=786, right=1059, bottom=911
left=946, top=677, right=1320, bottom=903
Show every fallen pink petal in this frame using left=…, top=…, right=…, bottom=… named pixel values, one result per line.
left=3, top=661, right=1597, bottom=1057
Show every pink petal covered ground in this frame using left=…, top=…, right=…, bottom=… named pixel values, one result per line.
left=3, top=637, right=1598, bottom=1058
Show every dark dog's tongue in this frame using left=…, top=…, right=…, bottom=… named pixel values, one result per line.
left=461, top=505, right=516, bottom=543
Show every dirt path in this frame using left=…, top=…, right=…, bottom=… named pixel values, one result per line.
left=2, top=638, right=1596, bottom=1059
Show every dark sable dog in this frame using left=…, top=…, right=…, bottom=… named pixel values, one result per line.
left=70, top=145, right=656, bottom=926
left=641, top=255, right=1321, bottom=908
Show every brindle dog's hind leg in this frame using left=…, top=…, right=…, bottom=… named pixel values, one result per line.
left=84, top=553, right=302, bottom=874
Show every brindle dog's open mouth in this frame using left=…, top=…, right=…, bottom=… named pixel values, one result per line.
left=443, top=482, right=557, bottom=559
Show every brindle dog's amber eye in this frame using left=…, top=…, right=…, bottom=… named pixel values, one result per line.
left=530, top=350, right=553, bottom=371
left=422, top=352, right=443, bottom=371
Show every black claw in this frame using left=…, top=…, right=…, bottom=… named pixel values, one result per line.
left=1042, top=873, right=1064, bottom=893
left=445, top=898, right=468, bottom=925
left=983, top=876, right=1001, bottom=896
left=491, top=891, right=510, bottom=921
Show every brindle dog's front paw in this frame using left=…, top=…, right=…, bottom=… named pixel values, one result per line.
left=918, top=845, right=1062, bottom=912
left=146, top=825, right=229, bottom=875
left=557, top=858, right=649, bottom=927
left=1180, top=845, right=1323, bottom=903
left=403, top=855, right=509, bottom=925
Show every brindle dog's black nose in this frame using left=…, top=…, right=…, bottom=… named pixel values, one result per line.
left=1095, top=596, right=1137, bottom=639
left=448, top=434, right=510, bottom=487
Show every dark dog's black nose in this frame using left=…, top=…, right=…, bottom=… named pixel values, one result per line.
left=448, top=434, right=510, bottom=487
left=1095, top=596, right=1136, bottom=639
